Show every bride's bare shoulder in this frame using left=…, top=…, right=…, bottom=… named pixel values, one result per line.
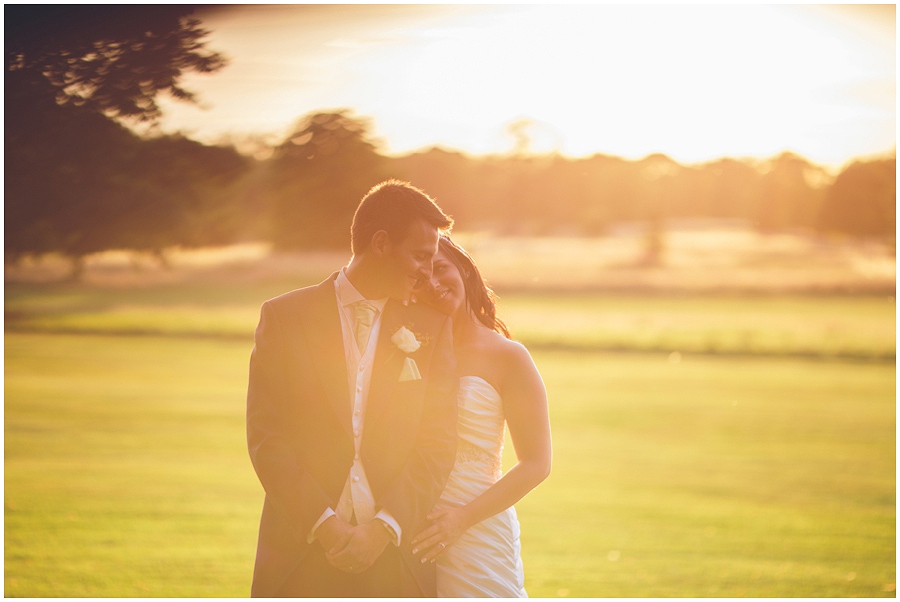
left=481, top=330, right=538, bottom=377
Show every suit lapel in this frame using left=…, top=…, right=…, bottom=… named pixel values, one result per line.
left=304, top=274, right=352, bottom=437
left=367, top=300, right=406, bottom=421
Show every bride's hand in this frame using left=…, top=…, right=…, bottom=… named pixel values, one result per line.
left=410, top=507, right=471, bottom=564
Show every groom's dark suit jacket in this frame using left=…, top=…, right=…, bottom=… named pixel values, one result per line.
left=247, top=273, right=458, bottom=597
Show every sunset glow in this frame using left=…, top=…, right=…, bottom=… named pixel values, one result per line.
left=155, top=4, right=895, bottom=168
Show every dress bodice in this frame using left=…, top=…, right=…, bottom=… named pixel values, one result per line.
left=435, top=375, right=528, bottom=597
left=440, top=375, right=506, bottom=505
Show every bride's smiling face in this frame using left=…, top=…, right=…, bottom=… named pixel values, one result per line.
left=424, top=248, right=466, bottom=316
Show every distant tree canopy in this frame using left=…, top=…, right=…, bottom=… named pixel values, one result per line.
left=390, top=147, right=877, bottom=238
left=5, top=5, right=240, bottom=267
left=261, top=111, right=391, bottom=250
left=4, top=7, right=894, bottom=267
left=4, top=29, right=895, bottom=272
left=818, top=157, right=896, bottom=238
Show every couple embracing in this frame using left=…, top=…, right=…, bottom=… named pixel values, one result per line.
left=247, top=180, right=552, bottom=597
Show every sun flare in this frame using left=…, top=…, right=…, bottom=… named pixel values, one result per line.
left=157, top=4, right=895, bottom=169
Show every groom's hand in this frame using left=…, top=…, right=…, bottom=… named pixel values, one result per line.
left=325, top=521, right=393, bottom=573
left=316, top=515, right=353, bottom=552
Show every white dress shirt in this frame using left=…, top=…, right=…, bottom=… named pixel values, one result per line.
left=307, top=268, right=402, bottom=546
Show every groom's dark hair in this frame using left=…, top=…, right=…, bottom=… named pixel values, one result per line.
left=351, top=180, right=454, bottom=255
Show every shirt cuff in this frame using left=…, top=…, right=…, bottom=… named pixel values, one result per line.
left=308, top=507, right=336, bottom=544
left=375, top=509, right=402, bottom=546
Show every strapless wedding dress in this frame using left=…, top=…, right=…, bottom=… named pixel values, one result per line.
left=436, top=376, right=527, bottom=598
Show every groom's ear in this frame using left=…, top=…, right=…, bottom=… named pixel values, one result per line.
left=370, top=230, right=392, bottom=257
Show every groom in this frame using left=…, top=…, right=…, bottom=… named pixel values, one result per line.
left=247, top=180, right=459, bottom=597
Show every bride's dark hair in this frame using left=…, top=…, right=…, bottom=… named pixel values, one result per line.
left=438, top=236, right=510, bottom=339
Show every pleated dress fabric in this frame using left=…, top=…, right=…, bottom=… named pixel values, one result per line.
left=436, top=376, right=527, bottom=598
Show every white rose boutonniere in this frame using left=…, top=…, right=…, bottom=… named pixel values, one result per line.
left=392, top=326, right=421, bottom=354
left=392, top=326, right=423, bottom=381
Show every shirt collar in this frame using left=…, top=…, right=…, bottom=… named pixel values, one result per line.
left=336, top=267, right=389, bottom=311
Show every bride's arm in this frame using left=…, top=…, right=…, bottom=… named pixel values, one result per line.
left=411, top=341, right=551, bottom=562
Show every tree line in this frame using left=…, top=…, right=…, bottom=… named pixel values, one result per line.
left=6, top=6, right=895, bottom=268
left=8, top=106, right=894, bottom=261
left=248, top=111, right=897, bottom=248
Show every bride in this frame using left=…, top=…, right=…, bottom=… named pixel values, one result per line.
left=410, top=236, right=552, bottom=597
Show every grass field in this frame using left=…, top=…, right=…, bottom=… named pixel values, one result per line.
left=4, top=281, right=896, bottom=597
left=516, top=351, right=894, bottom=597
left=6, top=281, right=895, bottom=360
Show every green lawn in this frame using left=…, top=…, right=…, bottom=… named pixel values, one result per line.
left=6, top=281, right=895, bottom=360
left=5, top=333, right=259, bottom=597
left=498, top=293, right=895, bottom=360
left=5, top=325, right=895, bottom=596
left=512, top=351, right=895, bottom=597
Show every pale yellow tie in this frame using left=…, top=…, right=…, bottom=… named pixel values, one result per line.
left=354, top=301, right=378, bottom=353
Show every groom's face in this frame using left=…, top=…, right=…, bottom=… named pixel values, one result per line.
left=382, top=218, right=440, bottom=301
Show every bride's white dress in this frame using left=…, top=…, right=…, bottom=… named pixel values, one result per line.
left=436, top=376, right=527, bottom=598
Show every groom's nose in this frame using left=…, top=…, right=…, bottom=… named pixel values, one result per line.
left=411, top=263, right=431, bottom=290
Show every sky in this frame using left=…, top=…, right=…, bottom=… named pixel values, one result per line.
left=153, top=4, right=896, bottom=169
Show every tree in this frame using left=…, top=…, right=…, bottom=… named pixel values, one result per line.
left=5, top=5, right=224, bottom=122
left=108, top=136, right=250, bottom=255
left=263, top=111, right=390, bottom=249
left=5, top=92, right=142, bottom=264
left=5, top=6, right=230, bottom=269
left=817, top=157, right=896, bottom=239
left=756, top=152, right=827, bottom=232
